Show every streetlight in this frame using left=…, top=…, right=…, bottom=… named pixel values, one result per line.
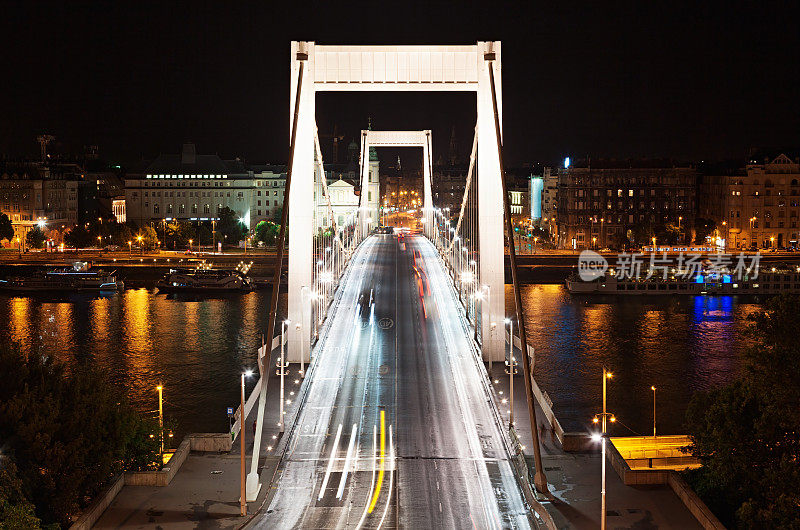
left=240, top=369, right=254, bottom=516
left=127, top=240, right=132, bottom=257
left=651, top=386, right=657, bottom=440
left=278, top=320, right=291, bottom=433
left=188, top=239, right=193, bottom=253
left=592, top=368, right=616, bottom=530
left=137, top=234, right=143, bottom=255
left=504, top=318, right=516, bottom=429
left=156, top=385, right=164, bottom=458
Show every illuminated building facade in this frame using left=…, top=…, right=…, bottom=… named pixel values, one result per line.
left=556, top=160, right=697, bottom=249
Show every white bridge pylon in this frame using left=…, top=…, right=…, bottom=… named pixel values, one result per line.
left=358, top=130, right=434, bottom=239
left=288, top=41, right=505, bottom=363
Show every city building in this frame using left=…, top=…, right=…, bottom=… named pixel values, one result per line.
left=540, top=167, right=559, bottom=239
left=715, top=152, right=800, bottom=249
left=0, top=161, right=80, bottom=242
left=556, top=159, right=697, bottom=249
left=124, top=143, right=286, bottom=229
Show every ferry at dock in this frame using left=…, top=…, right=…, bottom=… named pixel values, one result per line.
left=156, top=266, right=254, bottom=293
left=0, top=262, right=123, bottom=292
left=566, top=266, right=800, bottom=295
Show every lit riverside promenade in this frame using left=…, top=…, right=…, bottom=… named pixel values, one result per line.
left=252, top=234, right=531, bottom=528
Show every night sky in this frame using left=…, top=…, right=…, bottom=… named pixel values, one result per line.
left=1, top=1, right=799, bottom=167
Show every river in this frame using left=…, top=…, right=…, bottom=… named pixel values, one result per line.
left=0, top=285, right=761, bottom=440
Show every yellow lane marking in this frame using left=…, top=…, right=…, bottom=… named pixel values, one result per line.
left=368, top=410, right=386, bottom=513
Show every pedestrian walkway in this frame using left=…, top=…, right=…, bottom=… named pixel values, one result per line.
left=94, top=354, right=303, bottom=529
left=486, top=361, right=702, bottom=529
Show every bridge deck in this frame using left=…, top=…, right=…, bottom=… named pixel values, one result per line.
left=253, top=234, right=531, bottom=529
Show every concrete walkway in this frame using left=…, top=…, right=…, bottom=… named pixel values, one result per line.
left=94, top=354, right=303, bottom=529
left=486, top=362, right=702, bottom=530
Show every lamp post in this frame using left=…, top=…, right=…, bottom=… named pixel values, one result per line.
left=156, top=385, right=164, bottom=458
left=212, top=219, right=217, bottom=255
left=592, top=368, right=615, bottom=530
left=240, top=369, right=253, bottom=516
left=137, top=235, right=143, bottom=256
left=651, top=386, right=657, bottom=440
left=128, top=240, right=132, bottom=257
left=278, top=320, right=290, bottom=433
left=505, top=318, right=515, bottom=429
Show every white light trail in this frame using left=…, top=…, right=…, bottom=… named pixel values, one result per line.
left=355, top=425, right=378, bottom=530
left=377, top=425, right=395, bottom=530
left=318, top=423, right=343, bottom=500
left=336, top=423, right=358, bottom=499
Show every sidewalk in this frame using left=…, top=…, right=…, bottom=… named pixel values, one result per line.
left=94, top=355, right=304, bottom=529
left=486, top=361, right=702, bottom=530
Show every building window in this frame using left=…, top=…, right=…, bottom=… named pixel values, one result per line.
left=204, top=204, right=210, bottom=214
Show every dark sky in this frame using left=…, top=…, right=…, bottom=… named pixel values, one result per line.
left=1, top=1, right=799, bottom=167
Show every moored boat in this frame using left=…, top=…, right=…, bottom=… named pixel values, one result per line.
left=0, top=262, right=123, bottom=292
left=156, top=267, right=254, bottom=293
left=566, top=266, right=800, bottom=295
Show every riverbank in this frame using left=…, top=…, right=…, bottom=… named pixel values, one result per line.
left=3, top=249, right=800, bottom=286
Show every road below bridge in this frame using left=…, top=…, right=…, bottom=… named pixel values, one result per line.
left=252, top=234, right=533, bottom=529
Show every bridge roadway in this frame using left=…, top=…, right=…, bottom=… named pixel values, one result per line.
left=253, top=234, right=532, bottom=529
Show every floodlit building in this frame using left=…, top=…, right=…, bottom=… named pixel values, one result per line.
left=556, top=159, right=697, bottom=249
left=124, top=143, right=286, bottom=229
left=703, top=152, right=800, bottom=249
left=0, top=161, right=79, bottom=242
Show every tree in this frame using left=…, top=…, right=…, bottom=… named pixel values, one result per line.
left=272, top=207, right=283, bottom=224
left=64, top=225, right=92, bottom=248
left=217, top=207, right=246, bottom=244
left=693, top=217, right=716, bottom=244
left=137, top=226, right=159, bottom=250
left=25, top=227, right=46, bottom=249
left=0, top=460, right=50, bottom=529
left=0, top=346, right=161, bottom=527
left=0, top=213, right=14, bottom=243
left=655, top=223, right=681, bottom=245
left=255, top=220, right=280, bottom=245
left=684, top=294, right=800, bottom=528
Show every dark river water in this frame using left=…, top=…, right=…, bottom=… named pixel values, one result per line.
left=0, top=286, right=761, bottom=439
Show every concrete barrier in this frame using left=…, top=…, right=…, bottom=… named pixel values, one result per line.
left=189, top=432, right=232, bottom=452
left=124, top=437, right=189, bottom=487
left=68, top=474, right=125, bottom=530
left=668, top=472, right=726, bottom=530
left=606, top=439, right=725, bottom=528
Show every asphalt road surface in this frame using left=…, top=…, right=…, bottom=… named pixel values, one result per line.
left=253, top=234, right=531, bottom=529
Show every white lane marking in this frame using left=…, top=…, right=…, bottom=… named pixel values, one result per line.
left=376, top=425, right=394, bottom=530
left=318, top=423, right=343, bottom=500
left=355, top=425, right=378, bottom=530
left=336, top=423, right=358, bottom=499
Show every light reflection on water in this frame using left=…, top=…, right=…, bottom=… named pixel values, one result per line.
left=0, top=289, right=285, bottom=440
left=510, top=285, right=761, bottom=435
left=0, top=285, right=761, bottom=438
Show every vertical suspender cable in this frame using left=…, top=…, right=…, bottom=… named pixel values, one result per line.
left=486, top=55, right=548, bottom=494
left=263, top=55, right=304, bottom=383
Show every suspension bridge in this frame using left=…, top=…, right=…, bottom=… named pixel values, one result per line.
left=244, top=41, right=549, bottom=529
